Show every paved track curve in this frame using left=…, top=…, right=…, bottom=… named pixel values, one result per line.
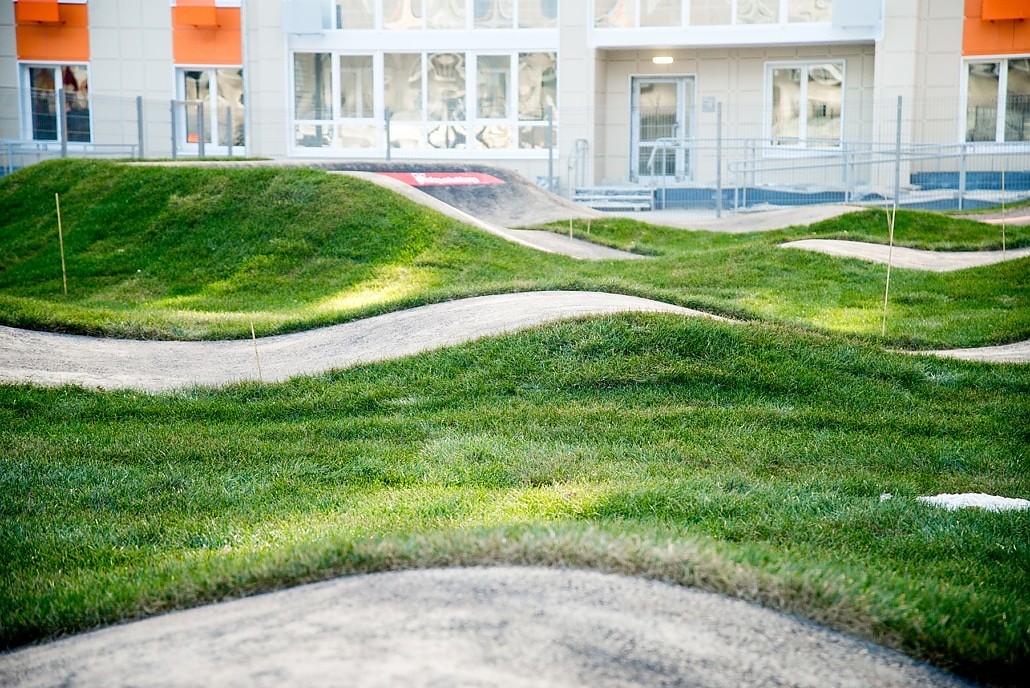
left=0, top=567, right=973, bottom=688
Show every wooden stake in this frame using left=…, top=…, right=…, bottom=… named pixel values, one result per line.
left=251, top=322, right=264, bottom=382
left=881, top=198, right=897, bottom=338
left=55, top=193, right=67, bottom=296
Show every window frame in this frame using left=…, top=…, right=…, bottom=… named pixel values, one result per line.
left=763, top=59, right=845, bottom=153
left=289, top=48, right=556, bottom=157
left=175, top=65, right=246, bottom=153
left=20, top=61, right=93, bottom=145
left=961, top=55, right=1030, bottom=146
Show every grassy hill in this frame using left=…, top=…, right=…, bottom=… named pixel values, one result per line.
left=1, top=160, right=1028, bottom=686
left=0, top=159, right=1027, bottom=346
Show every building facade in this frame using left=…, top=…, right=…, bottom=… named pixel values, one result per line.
left=1, top=1, right=1028, bottom=200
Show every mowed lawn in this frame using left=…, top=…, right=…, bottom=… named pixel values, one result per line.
left=0, top=161, right=1027, bottom=686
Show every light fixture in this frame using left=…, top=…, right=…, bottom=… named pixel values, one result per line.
left=652, top=56, right=674, bottom=65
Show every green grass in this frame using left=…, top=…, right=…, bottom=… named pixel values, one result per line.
left=0, top=160, right=1026, bottom=347
left=1, top=317, right=1027, bottom=686
left=1, top=160, right=1028, bottom=685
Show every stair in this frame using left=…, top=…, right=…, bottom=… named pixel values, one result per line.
left=573, top=186, right=654, bottom=212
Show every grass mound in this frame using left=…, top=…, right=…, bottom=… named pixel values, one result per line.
left=1, top=315, right=1027, bottom=685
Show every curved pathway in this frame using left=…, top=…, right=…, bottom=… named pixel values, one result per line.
left=339, top=171, right=641, bottom=261
left=781, top=239, right=1030, bottom=272
left=0, top=567, right=971, bottom=688
left=0, top=292, right=715, bottom=392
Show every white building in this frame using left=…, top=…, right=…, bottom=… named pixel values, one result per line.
left=2, top=1, right=1028, bottom=204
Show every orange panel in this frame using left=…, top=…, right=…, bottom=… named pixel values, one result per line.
left=965, top=0, right=983, bottom=19
left=1014, top=18, right=1030, bottom=52
left=982, top=0, right=1030, bottom=21
left=173, top=6, right=219, bottom=27
left=964, top=17, right=1015, bottom=55
left=173, top=8, right=241, bottom=65
left=15, top=3, right=89, bottom=61
left=14, top=0, right=60, bottom=24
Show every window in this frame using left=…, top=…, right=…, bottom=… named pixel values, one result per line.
left=475, top=0, right=514, bottom=28
left=518, top=51, right=557, bottom=148
left=336, top=0, right=375, bottom=29
left=294, top=53, right=333, bottom=147
left=966, top=58, right=1030, bottom=143
left=340, top=55, right=376, bottom=148
left=179, top=68, right=245, bottom=149
left=519, top=0, right=558, bottom=28
left=476, top=55, right=512, bottom=148
left=788, top=0, right=831, bottom=22
left=768, top=61, right=843, bottom=148
left=738, top=0, right=779, bottom=24
left=25, top=64, right=90, bottom=143
left=289, top=49, right=556, bottom=153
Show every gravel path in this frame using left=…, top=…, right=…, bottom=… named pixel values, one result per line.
left=781, top=239, right=1030, bottom=272
left=0, top=567, right=972, bottom=688
left=0, top=292, right=714, bottom=392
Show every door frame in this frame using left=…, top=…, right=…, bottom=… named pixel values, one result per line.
left=629, top=74, right=696, bottom=183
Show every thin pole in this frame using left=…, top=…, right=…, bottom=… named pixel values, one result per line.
left=882, top=97, right=902, bottom=338
left=171, top=100, right=178, bottom=160
left=136, top=96, right=145, bottom=158
left=251, top=322, right=263, bottom=382
left=716, top=101, right=723, bottom=218
left=56, top=193, right=67, bottom=296
left=546, top=106, right=555, bottom=193
left=1001, top=169, right=1007, bottom=258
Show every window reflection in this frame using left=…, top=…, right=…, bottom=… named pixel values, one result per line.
left=738, top=0, right=779, bottom=24
left=519, top=0, right=557, bottom=28
left=384, top=0, right=424, bottom=29
left=336, top=0, right=374, bottom=29
left=1006, top=59, right=1030, bottom=142
left=340, top=56, right=374, bottom=118
left=788, top=0, right=831, bottom=23
left=475, top=0, right=513, bottom=28
left=641, top=0, right=681, bottom=27
left=595, top=0, right=636, bottom=27
left=691, top=0, right=731, bottom=25
left=967, top=62, right=999, bottom=142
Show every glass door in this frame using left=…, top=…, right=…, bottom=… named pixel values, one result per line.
left=631, top=76, right=694, bottom=182
left=177, top=68, right=245, bottom=154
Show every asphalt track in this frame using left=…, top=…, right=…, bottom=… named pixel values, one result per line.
left=1, top=568, right=973, bottom=688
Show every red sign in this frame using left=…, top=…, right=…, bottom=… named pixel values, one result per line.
left=379, top=172, right=506, bottom=187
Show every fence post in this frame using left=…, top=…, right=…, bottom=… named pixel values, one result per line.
left=58, top=88, right=68, bottom=158
left=197, top=101, right=206, bottom=158
left=136, top=96, right=145, bottom=158
left=170, top=100, right=178, bottom=160
left=958, top=143, right=967, bottom=211
left=716, top=101, right=723, bottom=218
left=546, top=106, right=555, bottom=193
left=385, top=108, right=392, bottom=161
left=226, top=107, right=233, bottom=158
left=893, top=95, right=902, bottom=206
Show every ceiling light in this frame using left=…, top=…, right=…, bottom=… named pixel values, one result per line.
left=652, top=56, right=674, bottom=65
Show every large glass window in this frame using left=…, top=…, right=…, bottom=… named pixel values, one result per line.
left=518, top=51, right=557, bottom=148
left=384, top=0, right=425, bottom=29
left=428, top=0, right=465, bottom=28
left=385, top=53, right=425, bottom=148
left=475, top=55, right=511, bottom=149
left=475, top=0, right=514, bottom=28
left=738, top=0, right=779, bottom=24
left=340, top=55, right=376, bottom=148
left=427, top=53, right=467, bottom=148
left=294, top=53, right=333, bottom=147
left=769, top=61, right=842, bottom=148
left=966, top=58, right=1030, bottom=143
left=26, top=64, right=90, bottom=143
left=595, top=0, right=635, bottom=27
left=289, top=49, right=556, bottom=153
left=788, top=0, right=831, bottom=22
left=641, top=0, right=681, bottom=27
left=690, top=0, right=731, bottom=25
left=336, top=0, right=374, bottom=28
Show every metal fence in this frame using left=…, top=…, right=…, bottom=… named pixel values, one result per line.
left=3, top=85, right=1030, bottom=219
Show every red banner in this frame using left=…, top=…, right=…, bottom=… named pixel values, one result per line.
left=379, top=172, right=506, bottom=187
